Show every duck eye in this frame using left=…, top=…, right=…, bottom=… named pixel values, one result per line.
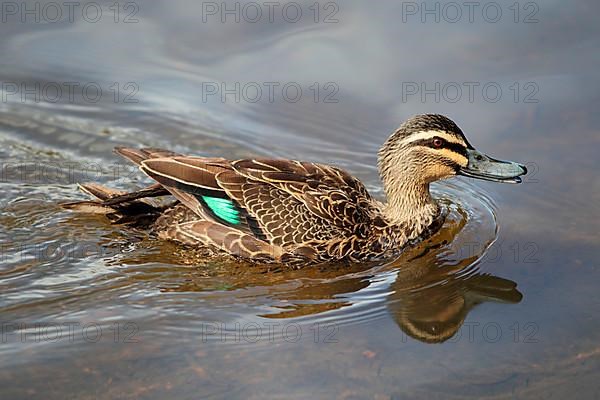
left=433, top=138, right=444, bottom=148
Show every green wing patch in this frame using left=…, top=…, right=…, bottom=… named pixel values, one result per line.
left=202, top=196, right=241, bottom=225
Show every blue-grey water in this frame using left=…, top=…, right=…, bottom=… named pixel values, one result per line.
left=0, top=1, right=599, bottom=399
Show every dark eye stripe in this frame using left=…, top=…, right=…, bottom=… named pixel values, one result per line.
left=444, top=142, right=468, bottom=158
left=411, top=138, right=468, bottom=158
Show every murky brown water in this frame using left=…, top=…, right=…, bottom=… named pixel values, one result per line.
left=1, top=1, right=599, bottom=399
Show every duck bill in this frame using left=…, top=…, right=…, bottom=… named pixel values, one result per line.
left=458, top=149, right=527, bottom=184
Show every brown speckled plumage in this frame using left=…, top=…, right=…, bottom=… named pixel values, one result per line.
left=63, top=114, right=526, bottom=266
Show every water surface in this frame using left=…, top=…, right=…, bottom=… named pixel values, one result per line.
left=0, top=1, right=599, bottom=398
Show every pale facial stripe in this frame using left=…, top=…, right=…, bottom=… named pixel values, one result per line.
left=399, top=130, right=465, bottom=146
left=436, top=148, right=469, bottom=167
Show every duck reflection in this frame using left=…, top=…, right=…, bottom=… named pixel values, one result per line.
left=386, top=269, right=522, bottom=343
left=112, top=237, right=522, bottom=344
left=257, top=258, right=522, bottom=343
left=75, top=205, right=522, bottom=345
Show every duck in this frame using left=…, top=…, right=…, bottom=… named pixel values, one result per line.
left=63, top=114, right=527, bottom=265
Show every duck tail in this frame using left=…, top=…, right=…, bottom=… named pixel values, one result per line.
left=61, top=183, right=172, bottom=226
left=60, top=183, right=127, bottom=214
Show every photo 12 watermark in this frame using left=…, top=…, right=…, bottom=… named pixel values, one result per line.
left=1, top=81, right=139, bottom=104
left=1, top=1, right=140, bottom=23
left=0, top=160, right=139, bottom=185
left=199, top=321, right=339, bottom=344
left=0, top=240, right=123, bottom=265
left=401, top=81, right=539, bottom=104
left=401, top=2, right=540, bottom=24
left=456, top=240, right=541, bottom=264
left=400, top=320, right=540, bottom=343
left=200, top=81, right=339, bottom=104
left=1, top=321, right=139, bottom=343
left=199, top=1, right=339, bottom=24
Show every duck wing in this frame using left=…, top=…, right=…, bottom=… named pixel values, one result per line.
left=137, top=154, right=377, bottom=248
left=229, top=159, right=377, bottom=237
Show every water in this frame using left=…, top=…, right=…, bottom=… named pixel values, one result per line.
left=1, top=1, right=599, bottom=398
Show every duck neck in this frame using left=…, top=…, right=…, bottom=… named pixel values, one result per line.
left=381, top=176, right=439, bottom=228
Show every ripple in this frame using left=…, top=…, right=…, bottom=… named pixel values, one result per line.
left=0, top=82, right=515, bottom=352
left=100, top=176, right=507, bottom=350
left=0, top=102, right=514, bottom=351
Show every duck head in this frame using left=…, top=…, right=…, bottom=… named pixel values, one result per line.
left=377, top=114, right=527, bottom=224
left=379, top=114, right=527, bottom=185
